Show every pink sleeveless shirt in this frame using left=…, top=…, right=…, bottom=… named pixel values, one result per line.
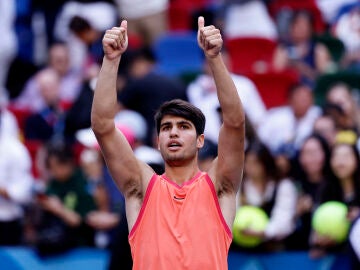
left=129, top=172, right=232, bottom=270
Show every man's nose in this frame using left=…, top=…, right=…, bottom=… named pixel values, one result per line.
left=169, top=127, right=179, bottom=137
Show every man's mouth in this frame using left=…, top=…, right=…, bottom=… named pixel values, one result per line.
left=168, top=141, right=181, bottom=150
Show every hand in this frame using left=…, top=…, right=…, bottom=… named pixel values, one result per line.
left=86, top=211, right=120, bottom=230
left=102, top=20, right=128, bottom=60
left=347, top=206, right=360, bottom=222
left=39, top=196, right=64, bottom=215
left=241, top=228, right=265, bottom=239
left=297, top=195, right=313, bottom=215
left=197, top=16, right=222, bottom=59
left=0, top=188, right=9, bottom=200
left=312, top=232, right=337, bottom=248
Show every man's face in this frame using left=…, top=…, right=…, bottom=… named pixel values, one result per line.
left=290, top=85, right=313, bottom=118
left=49, top=45, right=70, bottom=76
left=327, top=87, right=354, bottom=116
left=157, top=115, right=204, bottom=166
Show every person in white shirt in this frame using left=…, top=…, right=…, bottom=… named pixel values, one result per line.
left=236, top=141, right=298, bottom=247
left=0, top=126, right=34, bottom=245
left=258, top=83, right=321, bottom=154
left=0, top=0, right=17, bottom=103
left=13, top=44, right=82, bottom=113
left=0, top=107, right=19, bottom=139
left=187, top=55, right=267, bottom=144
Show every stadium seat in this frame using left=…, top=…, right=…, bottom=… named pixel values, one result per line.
left=225, top=37, right=277, bottom=76
left=168, top=0, right=209, bottom=31
left=247, top=69, right=300, bottom=109
left=152, top=31, right=204, bottom=77
left=168, top=2, right=194, bottom=31
left=6, top=105, right=32, bottom=132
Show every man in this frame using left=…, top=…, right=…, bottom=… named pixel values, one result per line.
left=257, top=83, right=321, bottom=153
left=91, top=17, right=245, bottom=269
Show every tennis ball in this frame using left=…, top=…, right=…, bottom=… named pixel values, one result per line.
left=232, top=206, right=269, bottom=247
left=312, top=201, right=350, bottom=243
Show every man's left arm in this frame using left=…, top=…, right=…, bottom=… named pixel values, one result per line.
left=198, top=16, right=245, bottom=194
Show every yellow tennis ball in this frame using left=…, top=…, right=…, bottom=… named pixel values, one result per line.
left=232, top=206, right=269, bottom=247
left=312, top=201, right=350, bottom=243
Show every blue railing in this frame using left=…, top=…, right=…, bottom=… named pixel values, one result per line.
left=0, top=247, right=352, bottom=270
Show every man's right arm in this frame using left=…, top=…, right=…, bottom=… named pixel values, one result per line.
left=91, top=21, right=153, bottom=199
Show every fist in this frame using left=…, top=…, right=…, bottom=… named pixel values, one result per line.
left=197, top=16, right=223, bottom=58
left=102, top=20, right=128, bottom=60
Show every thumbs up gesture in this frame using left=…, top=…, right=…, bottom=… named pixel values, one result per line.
left=102, top=20, right=128, bottom=60
left=197, top=16, right=223, bottom=58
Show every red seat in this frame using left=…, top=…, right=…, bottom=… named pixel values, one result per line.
left=168, top=2, right=193, bottom=31
left=168, top=0, right=209, bottom=31
left=225, top=37, right=277, bottom=75
left=6, top=105, right=32, bottom=131
left=247, top=70, right=300, bottom=109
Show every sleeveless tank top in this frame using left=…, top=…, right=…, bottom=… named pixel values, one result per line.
left=129, top=171, right=232, bottom=270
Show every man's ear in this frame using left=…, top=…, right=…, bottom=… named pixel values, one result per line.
left=197, top=134, right=205, bottom=149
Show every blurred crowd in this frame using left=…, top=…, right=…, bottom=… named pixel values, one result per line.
left=1, top=0, right=360, bottom=269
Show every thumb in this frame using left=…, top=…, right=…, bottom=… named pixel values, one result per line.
left=198, top=16, right=204, bottom=30
left=120, top=20, right=127, bottom=30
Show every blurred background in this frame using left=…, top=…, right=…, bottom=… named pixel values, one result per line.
left=1, top=0, right=360, bottom=269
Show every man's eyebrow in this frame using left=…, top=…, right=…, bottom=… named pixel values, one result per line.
left=177, top=120, right=192, bottom=125
left=160, top=120, right=192, bottom=128
left=160, top=121, right=172, bottom=128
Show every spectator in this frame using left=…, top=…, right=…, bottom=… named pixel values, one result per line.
left=66, top=15, right=102, bottom=75
left=0, top=0, right=17, bottom=103
left=322, top=136, right=360, bottom=214
left=325, top=82, right=360, bottom=132
left=0, top=121, right=34, bottom=245
left=0, top=106, right=19, bottom=139
left=54, top=1, right=117, bottom=46
left=258, top=83, right=321, bottom=154
left=187, top=52, right=266, bottom=144
left=310, top=136, right=360, bottom=257
left=332, top=2, right=360, bottom=71
left=23, top=68, right=66, bottom=142
left=113, top=0, right=169, bottom=46
left=13, top=43, right=82, bottom=112
left=79, top=148, right=121, bottom=249
left=273, top=10, right=333, bottom=86
left=236, top=141, right=298, bottom=251
left=287, top=134, right=332, bottom=251
left=34, top=142, right=96, bottom=255
left=313, top=114, right=338, bottom=147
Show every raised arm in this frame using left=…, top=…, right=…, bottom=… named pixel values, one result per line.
left=91, top=21, right=153, bottom=198
left=198, top=17, right=245, bottom=193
